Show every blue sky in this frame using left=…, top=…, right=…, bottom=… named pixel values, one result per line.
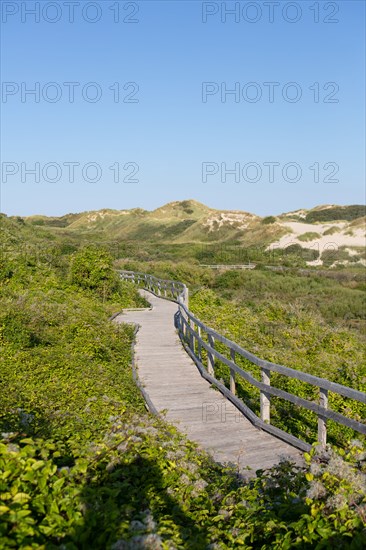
left=1, top=0, right=365, bottom=216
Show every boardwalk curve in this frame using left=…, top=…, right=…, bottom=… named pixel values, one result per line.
left=115, top=290, right=302, bottom=473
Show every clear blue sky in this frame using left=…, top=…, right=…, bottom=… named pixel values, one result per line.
left=1, top=0, right=365, bottom=216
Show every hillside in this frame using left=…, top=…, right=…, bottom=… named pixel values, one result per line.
left=11, top=200, right=364, bottom=268
left=29, top=200, right=263, bottom=245
left=19, top=200, right=364, bottom=239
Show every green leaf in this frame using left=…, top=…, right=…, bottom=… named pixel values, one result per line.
left=53, top=478, right=65, bottom=491
left=12, top=493, right=31, bottom=504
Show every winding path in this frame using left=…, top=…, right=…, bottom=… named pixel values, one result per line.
left=115, top=290, right=302, bottom=474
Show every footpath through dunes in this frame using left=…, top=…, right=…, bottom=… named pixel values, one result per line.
left=115, top=290, right=302, bottom=474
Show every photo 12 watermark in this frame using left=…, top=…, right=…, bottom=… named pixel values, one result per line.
left=202, top=81, right=339, bottom=103
left=201, top=161, right=340, bottom=184
left=201, top=2, right=340, bottom=24
left=197, top=241, right=341, bottom=267
left=202, top=401, right=243, bottom=423
left=1, top=161, right=140, bottom=184
left=2, top=82, right=140, bottom=104
left=1, top=1, right=140, bottom=24
left=267, top=241, right=340, bottom=263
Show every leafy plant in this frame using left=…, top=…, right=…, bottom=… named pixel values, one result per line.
left=69, top=246, right=118, bottom=297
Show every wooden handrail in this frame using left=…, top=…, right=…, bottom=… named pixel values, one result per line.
left=200, top=264, right=256, bottom=269
left=120, top=270, right=189, bottom=307
left=199, top=264, right=256, bottom=269
left=119, top=269, right=366, bottom=451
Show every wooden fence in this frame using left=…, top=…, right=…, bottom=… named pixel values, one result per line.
left=120, top=270, right=189, bottom=307
left=199, top=264, right=256, bottom=270
left=120, top=270, right=366, bottom=452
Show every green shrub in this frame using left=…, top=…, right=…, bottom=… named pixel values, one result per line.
left=0, top=311, right=40, bottom=348
left=69, top=246, right=119, bottom=298
left=262, top=216, right=277, bottom=224
left=298, top=232, right=321, bottom=242
left=321, top=248, right=351, bottom=267
left=305, top=205, right=365, bottom=223
left=323, top=226, right=340, bottom=236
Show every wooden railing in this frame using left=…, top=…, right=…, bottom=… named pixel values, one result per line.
left=120, top=270, right=366, bottom=452
left=199, top=264, right=256, bottom=270
left=120, top=270, right=189, bottom=307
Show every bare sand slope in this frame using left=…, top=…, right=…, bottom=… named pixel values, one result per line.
left=272, top=221, right=365, bottom=249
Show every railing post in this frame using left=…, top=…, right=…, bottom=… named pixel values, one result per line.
left=318, top=388, right=328, bottom=448
left=260, top=367, right=271, bottom=423
left=189, top=318, right=194, bottom=350
left=182, top=314, right=187, bottom=339
left=184, top=286, right=189, bottom=308
left=192, top=322, right=197, bottom=354
left=207, top=334, right=215, bottom=376
left=230, top=349, right=236, bottom=395
left=197, top=326, right=202, bottom=360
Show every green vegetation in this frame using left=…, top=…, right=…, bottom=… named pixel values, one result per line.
left=5, top=200, right=364, bottom=273
left=1, top=213, right=365, bottom=548
left=323, top=226, right=340, bottom=236
left=195, top=243, right=322, bottom=268
left=297, top=232, right=321, bottom=242
left=69, top=246, right=137, bottom=301
left=320, top=248, right=353, bottom=268
left=261, top=216, right=277, bottom=225
left=305, top=205, right=365, bottom=223
left=210, top=268, right=366, bottom=325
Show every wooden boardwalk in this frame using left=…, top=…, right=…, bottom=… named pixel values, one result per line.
left=116, top=290, right=302, bottom=474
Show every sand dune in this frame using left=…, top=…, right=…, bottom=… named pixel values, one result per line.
left=273, top=221, right=365, bottom=249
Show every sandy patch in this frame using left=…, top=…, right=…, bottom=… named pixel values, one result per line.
left=204, top=212, right=255, bottom=232
left=269, top=221, right=366, bottom=250
left=280, top=209, right=308, bottom=220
